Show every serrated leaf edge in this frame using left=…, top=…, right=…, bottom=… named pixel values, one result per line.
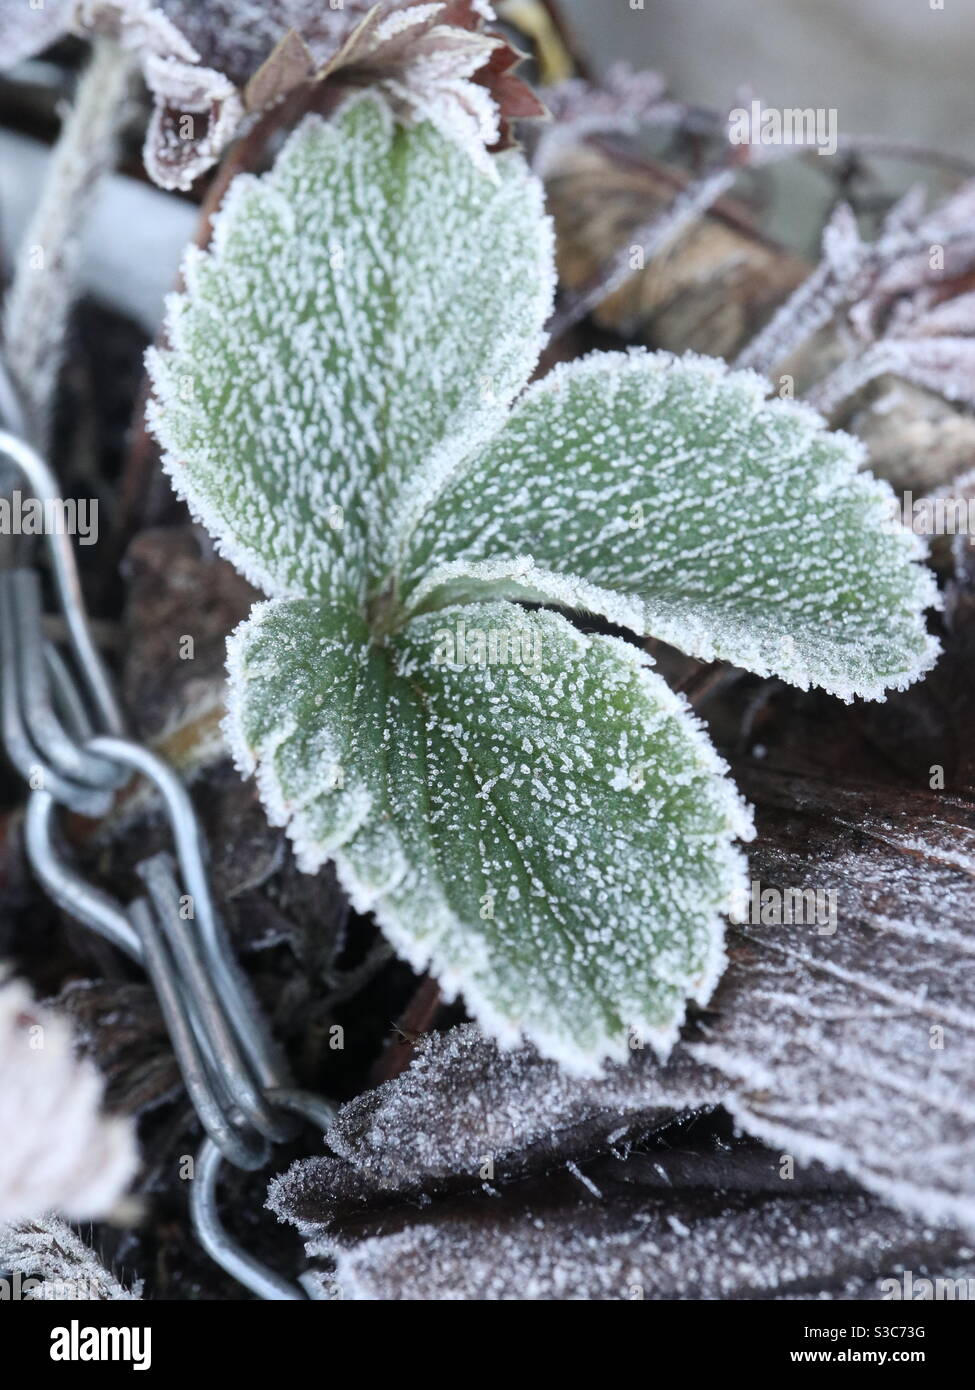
left=225, top=601, right=754, bottom=1074
left=147, top=91, right=557, bottom=605
left=404, top=349, right=942, bottom=702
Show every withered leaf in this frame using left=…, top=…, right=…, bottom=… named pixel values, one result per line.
left=695, top=764, right=975, bottom=1237
left=315, top=1187, right=971, bottom=1301
left=0, top=1216, right=140, bottom=1300
left=120, top=524, right=256, bottom=755
left=268, top=1024, right=725, bottom=1223
left=742, top=180, right=975, bottom=418
left=3, top=2, right=541, bottom=188
left=812, top=336, right=975, bottom=415
left=243, top=28, right=316, bottom=114
left=546, top=143, right=806, bottom=358
left=270, top=767, right=975, bottom=1240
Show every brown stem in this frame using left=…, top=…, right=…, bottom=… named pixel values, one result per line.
left=370, top=975, right=443, bottom=1085
left=675, top=664, right=739, bottom=708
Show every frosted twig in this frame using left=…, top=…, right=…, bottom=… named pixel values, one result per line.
left=807, top=337, right=975, bottom=417
left=2, top=39, right=133, bottom=447
left=547, top=163, right=739, bottom=339
left=735, top=203, right=867, bottom=374
left=805, top=345, right=898, bottom=417
left=737, top=186, right=975, bottom=380
left=735, top=257, right=844, bottom=376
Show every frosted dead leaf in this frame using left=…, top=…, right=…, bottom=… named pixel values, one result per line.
left=269, top=772, right=975, bottom=1238
left=0, top=1, right=540, bottom=189
left=0, top=1215, right=140, bottom=1299
left=267, top=1023, right=726, bottom=1224
left=740, top=180, right=975, bottom=416
left=694, top=767, right=975, bottom=1237
left=299, top=1183, right=971, bottom=1301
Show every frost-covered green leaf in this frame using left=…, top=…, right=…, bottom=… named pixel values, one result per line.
left=227, top=599, right=751, bottom=1069
left=403, top=352, right=940, bottom=701
left=147, top=94, right=553, bottom=603
left=148, top=92, right=939, bottom=1068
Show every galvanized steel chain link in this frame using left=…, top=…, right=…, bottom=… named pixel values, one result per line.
left=0, top=367, right=336, bottom=1300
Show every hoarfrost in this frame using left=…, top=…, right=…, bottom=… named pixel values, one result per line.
left=737, top=180, right=975, bottom=412
left=2, top=38, right=132, bottom=448
left=268, top=1022, right=726, bottom=1219
left=312, top=3, right=521, bottom=182
left=148, top=95, right=554, bottom=602
left=271, top=770, right=975, bottom=1236
left=735, top=203, right=869, bottom=375
left=0, top=2, right=531, bottom=188
left=532, top=62, right=678, bottom=180
left=405, top=350, right=939, bottom=702
left=150, top=95, right=938, bottom=1068
left=811, top=336, right=975, bottom=417
left=317, top=1190, right=970, bottom=1301
left=227, top=599, right=751, bottom=1071
left=694, top=767, right=975, bottom=1236
left=0, top=1216, right=140, bottom=1300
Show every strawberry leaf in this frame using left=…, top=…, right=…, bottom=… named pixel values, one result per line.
left=148, top=96, right=938, bottom=1065
left=226, top=598, right=751, bottom=1070
left=148, top=94, right=553, bottom=603
left=404, top=352, right=939, bottom=701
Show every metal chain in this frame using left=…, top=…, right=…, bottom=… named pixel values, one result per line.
left=0, top=373, right=337, bottom=1300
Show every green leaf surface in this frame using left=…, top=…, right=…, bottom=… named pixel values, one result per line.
left=227, top=599, right=752, bottom=1069
left=148, top=94, right=554, bottom=604
left=403, top=352, right=939, bottom=701
left=148, top=96, right=939, bottom=1066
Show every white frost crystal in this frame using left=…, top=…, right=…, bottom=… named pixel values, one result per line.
left=0, top=976, right=138, bottom=1222
left=0, top=1215, right=140, bottom=1299
left=320, top=1193, right=966, bottom=1301
left=148, top=95, right=938, bottom=1070
left=0, top=2, right=519, bottom=189
left=227, top=599, right=751, bottom=1068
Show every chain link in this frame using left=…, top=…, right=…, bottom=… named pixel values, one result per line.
left=0, top=375, right=337, bottom=1300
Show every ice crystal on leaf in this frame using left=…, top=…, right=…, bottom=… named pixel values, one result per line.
left=226, top=599, right=750, bottom=1065
left=148, top=94, right=938, bottom=1071
left=309, top=1193, right=968, bottom=1301
left=405, top=353, right=939, bottom=700
left=149, top=96, right=552, bottom=603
